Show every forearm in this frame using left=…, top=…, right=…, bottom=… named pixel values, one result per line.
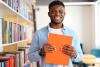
left=28, top=50, right=40, bottom=62
left=71, top=51, right=83, bottom=62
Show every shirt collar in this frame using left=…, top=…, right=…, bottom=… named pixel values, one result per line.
left=48, top=23, right=66, bottom=29
left=47, top=23, right=66, bottom=33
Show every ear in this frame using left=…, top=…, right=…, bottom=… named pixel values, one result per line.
left=48, top=12, right=50, bottom=17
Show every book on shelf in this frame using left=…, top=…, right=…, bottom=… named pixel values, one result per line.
left=0, top=57, right=7, bottom=67
left=0, top=52, right=19, bottom=67
left=2, top=0, right=33, bottom=21
left=0, top=17, right=31, bottom=66
left=45, top=33, right=72, bottom=65
left=0, top=0, right=33, bottom=67
left=0, top=18, right=30, bottom=44
left=0, top=44, right=30, bottom=67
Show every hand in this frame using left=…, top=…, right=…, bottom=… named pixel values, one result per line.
left=43, top=43, right=55, bottom=53
left=62, top=45, right=77, bottom=58
left=39, top=43, right=55, bottom=57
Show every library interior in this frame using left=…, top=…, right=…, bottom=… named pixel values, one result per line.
left=0, top=0, right=100, bottom=67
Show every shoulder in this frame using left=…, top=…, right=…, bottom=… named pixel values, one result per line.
left=33, top=26, right=48, bottom=36
left=36, top=26, right=48, bottom=33
left=64, top=26, right=74, bottom=32
left=63, top=26, right=76, bottom=36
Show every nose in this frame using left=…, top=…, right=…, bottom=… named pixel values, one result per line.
left=55, top=12, right=60, bottom=16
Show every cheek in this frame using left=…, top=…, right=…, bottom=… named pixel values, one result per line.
left=48, top=14, right=53, bottom=18
left=62, top=12, right=65, bottom=17
left=62, top=13, right=65, bottom=17
left=49, top=15, right=55, bottom=19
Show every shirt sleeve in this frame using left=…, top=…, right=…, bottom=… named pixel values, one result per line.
left=71, top=33, right=83, bottom=62
left=28, top=32, right=40, bottom=62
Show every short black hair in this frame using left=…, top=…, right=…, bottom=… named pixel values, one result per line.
left=49, top=0, right=65, bottom=11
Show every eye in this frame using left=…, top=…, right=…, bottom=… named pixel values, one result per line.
left=59, top=10, right=64, bottom=14
left=50, top=11, right=56, bottom=14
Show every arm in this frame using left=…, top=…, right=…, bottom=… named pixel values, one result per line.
left=28, top=32, right=40, bottom=62
left=62, top=33, right=83, bottom=62
left=71, top=34, right=83, bottom=62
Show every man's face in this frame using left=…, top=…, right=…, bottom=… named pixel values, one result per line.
left=48, top=5, right=65, bottom=24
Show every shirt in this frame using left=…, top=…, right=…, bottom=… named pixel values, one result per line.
left=28, top=25, right=83, bottom=67
left=48, top=27, right=63, bottom=34
left=49, top=27, right=63, bottom=67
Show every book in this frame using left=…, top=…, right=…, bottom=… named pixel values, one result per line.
left=45, top=33, right=72, bottom=65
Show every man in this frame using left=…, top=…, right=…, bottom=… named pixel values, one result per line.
left=28, top=0, right=83, bottom=67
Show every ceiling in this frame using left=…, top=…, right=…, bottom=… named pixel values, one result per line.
left=36, top=0, right=94, bottom=5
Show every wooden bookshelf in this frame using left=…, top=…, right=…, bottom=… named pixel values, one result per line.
left=0, top=39, right=30, bottom=67
left=2, top=40, right=28, bottom=46
left=0, top=56, right=10, bottom=62
left=0, top=0, right=34, bottom=66
left=3, top=40, right=28, bottom=52
left=0, top=0, right=33, bottom=29
left=0, top=0, right=34, bottom=45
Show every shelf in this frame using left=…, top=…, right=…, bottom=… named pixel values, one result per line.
left=0, top=56, right=10, bottom=61
left=0, top=0, right=33, bottom=29
left=64, top=2, right=95, bottom=6
left=0, top=40, right=29, bottom=52
left=2, top=40, right=29, bottom=52
left=2, top=40, right=28, bottom=46
left=0, top=40, right=30, bottom=52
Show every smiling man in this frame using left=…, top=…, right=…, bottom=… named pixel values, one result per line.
left=28, top=0, right=83, bottom=67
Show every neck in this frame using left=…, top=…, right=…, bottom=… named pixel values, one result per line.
left=50, top=22, right=63, bottom=29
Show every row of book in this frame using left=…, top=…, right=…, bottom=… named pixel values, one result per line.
left=0, top=18, right=30, bottom=44
left=0, top=45, right=29, bottom=67
left=2, top=0, right=33, bottom=21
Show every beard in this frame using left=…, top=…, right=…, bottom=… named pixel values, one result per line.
left=51, top=17, right=64, bottom=24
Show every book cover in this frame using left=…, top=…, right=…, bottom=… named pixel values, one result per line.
left=45, top=33, right=72, bottom=65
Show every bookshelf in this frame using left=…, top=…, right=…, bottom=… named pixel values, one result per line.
left=0, top=0, right=35, bottom=48
left=0, top=0, right=36, bottom=67
left=0, top=0, right=33, bottom=28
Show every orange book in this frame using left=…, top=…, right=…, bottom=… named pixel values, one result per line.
left=45, top=33, right=72, bottom=65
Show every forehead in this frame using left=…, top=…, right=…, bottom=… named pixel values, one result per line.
left=50, top=5, right=65, bottom=10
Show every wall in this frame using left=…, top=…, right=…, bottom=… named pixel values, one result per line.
left=95, top=2, right=100, bottom=48
left=35, top=5, right=95, bottom=53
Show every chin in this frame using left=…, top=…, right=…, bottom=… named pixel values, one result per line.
left=55, top=22, right=62, bottom=24
left=55, top=20, right=62, bottom=24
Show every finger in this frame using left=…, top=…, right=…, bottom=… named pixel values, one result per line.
left=48, top=47, right=55, bottom=51
left=63, top=46, right=74, bottom=51
left=62, top=50, right=71, bottom=56
left=62, top=47, right=72, bottom=52
left=46, top=46, right=55, bottom=53
left=63, top=44, right=71, bottom=48
left=62, top=45, right=71, bottom=49
left=62, top=47, right=75, bottom=55
left=62, top=48, right=71, bottom=54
